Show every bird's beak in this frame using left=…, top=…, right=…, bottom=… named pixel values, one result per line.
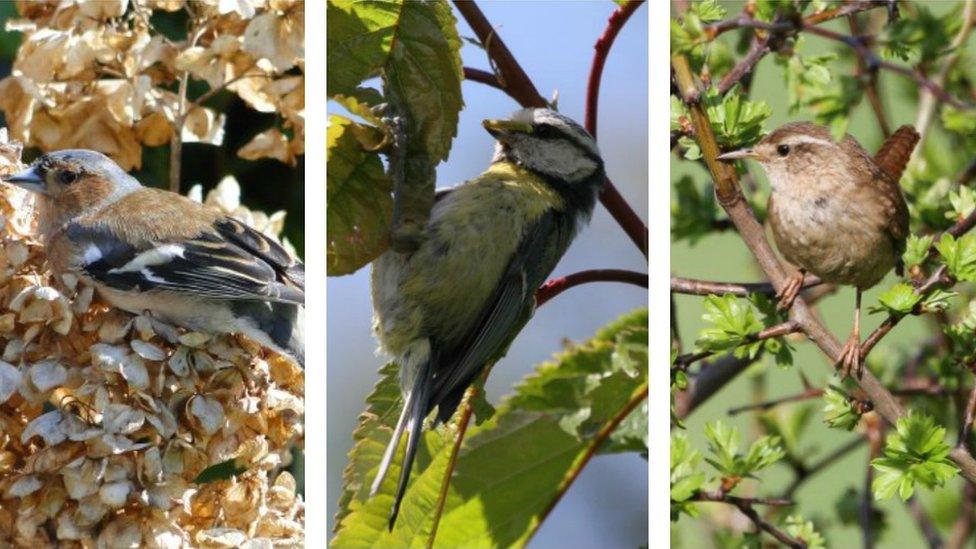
left=482, top=119, right=534, bottom=142
left=3, top=166, right=46, bottom=195
left=717, top=148, right=757, bottom=161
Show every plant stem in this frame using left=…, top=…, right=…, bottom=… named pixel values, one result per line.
left=535, top=269, right=647, bottom=307
left=671, top=274, right=822, bottom=297
left=426, top=384, right=477, bottom=549
left=523, top=382, right=648, bottom=545
left=463, top=66, right=503, bottom=91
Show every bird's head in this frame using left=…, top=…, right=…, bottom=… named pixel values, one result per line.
left=717, top=121, right=865, bottom=189
left=484, top=108, right=605, bottom=188
left=3, top=149, right=141, bottom=220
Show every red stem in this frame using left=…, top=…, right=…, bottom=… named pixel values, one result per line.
left=455, top=0, right=648, bottom=258
left=463, top=66, right=504, bottom=91
left=535, top=269, right=648, bottom=307
left=586, top=0, right=648, bottom=258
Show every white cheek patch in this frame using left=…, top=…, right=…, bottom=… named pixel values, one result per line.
left=82, top=244, right=102, bottom=264
left=108, top=244, right=185, bottom=274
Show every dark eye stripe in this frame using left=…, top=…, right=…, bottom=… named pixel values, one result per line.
left=533, top=123, right=602, bottom=163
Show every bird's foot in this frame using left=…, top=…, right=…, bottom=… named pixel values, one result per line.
left=776, top=272, right=805, bottom=311
left=836, top=334, right=862, bottom=379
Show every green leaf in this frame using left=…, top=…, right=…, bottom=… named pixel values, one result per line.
left=947, top=186, right=976, bottom=222
left=333, top=309, right=648, bottom=548
left=703, top=420, right=784, bottom=481
left=822, top=386, right=862, bottom=431
left=935, top=233, right=976, bottom=282
left=671, top=432, right=705, bottom=519
left=701, top=86, right=772, bottom=149
left=871, top=410, right=959, bottom=501
left=903, top=234, right=934, bottom=269
left=672, top=175, right=719, bottom=243
left=327, top=0, right=462, bottom=162
left=326, top=0, right=400, bottom=97
left=326, top=115, right=393, bottom=276
left=871, top=283, right=923, bottom=315
left=784, top=515, right=826, bottom=549
left=695, top=294, right=778, bottom=360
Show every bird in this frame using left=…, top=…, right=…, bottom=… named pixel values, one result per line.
left=2, top=149, right=304, bottom=365
left=368, top=107, right=605, bottom=528
left=718, top=121, right=918, bottom=378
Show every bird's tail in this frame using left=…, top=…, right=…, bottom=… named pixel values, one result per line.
left=368, top=353, right=433, bottom=531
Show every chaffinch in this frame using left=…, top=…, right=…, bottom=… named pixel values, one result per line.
left=2, top=150, right=304, bottom=365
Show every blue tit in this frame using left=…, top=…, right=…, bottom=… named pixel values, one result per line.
left=369, top=108, right=605, bottom=527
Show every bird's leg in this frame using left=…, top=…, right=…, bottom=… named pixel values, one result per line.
left=837, top=289, right=862, bottom=378
left=776, top=269, right=806, bottom=311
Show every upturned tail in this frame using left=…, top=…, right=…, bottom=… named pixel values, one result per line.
left=368, top=357, right=433, bottom=530
left=874, top=125, right=920, bottom=182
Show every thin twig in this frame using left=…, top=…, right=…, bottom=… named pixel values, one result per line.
left=734, top=500, right=806, bottom=548
left=847, top=13, right=891, bottom=137
left=535, top=269, right=648, bottom=307
left=671, top=274, right=822, bottom=297
left=692, top=490, right=793, bottom=506
left=907, top=495, right=945, bottom=549
left=426, top=384, right=477, bottom=549
left=783, top=437, right=865, bottom=497
left=523, top=383, right=648, bottom=545
left=463, top=66, right=504, bottom=91
left=673, top=320, right=801, bottom=369
left=948, top=483, right=976, bottom=549
left=914, top=0, right=976, bottom=150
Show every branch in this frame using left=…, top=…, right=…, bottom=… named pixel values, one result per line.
left=691, top=490, right=793, bottom=506
left=535, top=269, right=648, bottom=307
left=914, top=0, right=976, bottom=149
left=783, top=437, right=865, bottom=498
left=426, top=384, right=478, bottom=548
left=463, top=66, right=504, bottom=91
left=907, top=495, right=945, bottom=549
left=948, top=484, right=976, bottom=549
left=673, top=320, right=800, bottom=369
left=671, top=274, right=822, bottom=297
left=455, top=0, right=648, bottom=259
left=671, top=51, right=976, bottom=486
left=847, top=12, right=891, bottom=137
left=733, top=500, right=806, bottom=549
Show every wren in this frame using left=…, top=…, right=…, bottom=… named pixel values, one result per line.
left=718, top=122, right=919, bottom=378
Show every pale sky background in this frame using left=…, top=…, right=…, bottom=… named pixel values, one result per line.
left=327, top=3, right=648, bottom=547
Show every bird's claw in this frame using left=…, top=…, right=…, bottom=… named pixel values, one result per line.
left=836, top=334, right=862, bottom=379
left=776, top=272, right=805, bottom=311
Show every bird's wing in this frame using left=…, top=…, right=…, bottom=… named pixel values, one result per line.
left=428, top=208, right=578, bottom=421
left=67, top=219, right=304, bottom=304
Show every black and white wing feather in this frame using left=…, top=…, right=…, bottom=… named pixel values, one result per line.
left=69, top=218, right=304, bottom=304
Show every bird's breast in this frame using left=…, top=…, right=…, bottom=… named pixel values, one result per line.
left=371, top=165, right=561, bottom=356
left=768, top=181, right=896, bottom=288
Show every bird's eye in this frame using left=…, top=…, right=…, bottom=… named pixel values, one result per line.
left=59, top=170, right=78, bottom=185
left=534, top=124, right=556, bottom=138
left=776, top=144, right=791, bottom=157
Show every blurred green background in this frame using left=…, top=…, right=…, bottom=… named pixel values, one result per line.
left=328, top=2, right=648, bottom=547
left=672, top=2, right=968, bottom=548
left=0, top=4, right=304, bottom=257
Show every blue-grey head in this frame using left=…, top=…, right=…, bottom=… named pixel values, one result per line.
left=3, top=149, right=142, bottom=219
left=484, top=108, right=605, bottom=188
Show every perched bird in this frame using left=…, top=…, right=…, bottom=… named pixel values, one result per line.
left=2, top=150, right=304, bottom=365
left=369, top=108, right=604, bottom=527
left=718, top=122, right=917, bottom=378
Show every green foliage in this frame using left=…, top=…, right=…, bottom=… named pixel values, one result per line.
left=702, top=86, right=773, bottom=149
left=948, top=186, right=976, bottom=222
left=703, top=420, right=785, bottom=482
left=935, top=233, right=976, bottom=282
left=332, top=309, right=648, bottom=548
left=878, top=4, right=961, bottom=64
left=822, top=386, right=862, bottom=431
left=327, top=0, right=463, bottom=274
left=671, top=433, right=706, bottom=519
left=903, top=234, right=934, bottom=269
left=780, top=44, right=861, bottom=138
left=873, top=283, right=923, bottom=315
left=695, top=294, right=792, bottom=366
left=326, top=115, right=393, bottom=275
left=670, top=0, right=726, bottom=62
left=871, top=411, right=959, bottom=501
left=784, top=515, right=826, bottom=549
left=672, top=175, right=719, bottom=243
